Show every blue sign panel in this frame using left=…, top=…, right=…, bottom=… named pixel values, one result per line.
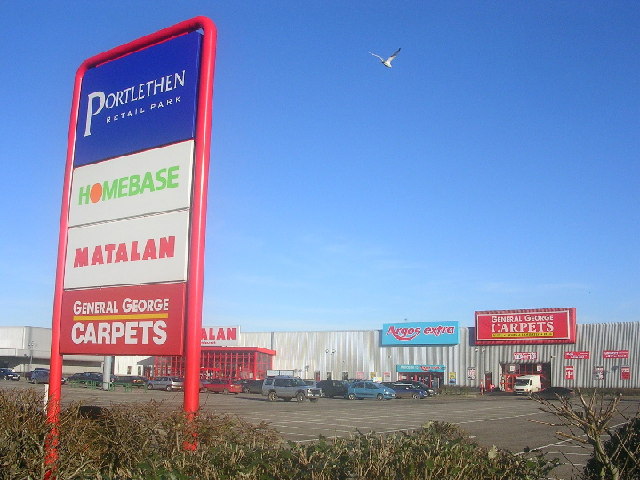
left=396, top=364, right=446, bottom=373
left=381, top=321, right=460, bottom=346
left=74, top=31, right=202, bottom=166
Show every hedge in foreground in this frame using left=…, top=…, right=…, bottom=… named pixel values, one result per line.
left=0, top=389, right=557, bottom=480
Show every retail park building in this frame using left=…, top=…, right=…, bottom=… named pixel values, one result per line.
left=2, top=309, right=638, bottom=393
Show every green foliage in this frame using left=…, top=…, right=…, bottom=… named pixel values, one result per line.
left=0, top=389, right=558, bottom=480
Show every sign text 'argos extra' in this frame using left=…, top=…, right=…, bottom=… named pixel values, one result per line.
left=381, top=322, right=460, bottom=346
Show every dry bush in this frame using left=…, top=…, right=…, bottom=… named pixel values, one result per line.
left=0, top=390, right=557, bottom=480
left=534, top=389, right=640, bottom=480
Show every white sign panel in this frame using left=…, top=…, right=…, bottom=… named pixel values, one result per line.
left=68, top=140, right=194, bottom=227
left=64, top=210, right=190, bottom=289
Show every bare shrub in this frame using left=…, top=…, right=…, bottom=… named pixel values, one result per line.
left=533, top=390, right=639, bottom=480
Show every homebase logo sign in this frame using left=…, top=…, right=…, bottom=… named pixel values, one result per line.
left=381, top=321, right=460, bottom=346
left=68, top=141, right=195, bottom=227
left=77, top=165, right=179, bottom=205
left=74, top=31, right=202, bottom=167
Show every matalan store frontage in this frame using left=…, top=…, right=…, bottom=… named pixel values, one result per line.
left=112, top=310, right=640, bottom=391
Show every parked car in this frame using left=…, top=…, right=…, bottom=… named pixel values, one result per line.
left=67, top=372, right=106, bottom=385
left=382, top=382, right=428, bottom=399
left=262, top=376, right=322, bottom=402
left=317, top=380, right=349, bottom=398
left=392, top=380, right=437, bottom=396
left=239, top=379, right=264, bottom=394
left=29, top=370, right=50, bottom=384
left=303, top=380, right=322, bottom=390
left=147, top=376, right=184, bottom=391
left=202, top=378, right=243, bottom=394
left=25, top=368, right=49, bottom=381
left=531, top=387, right=575, bottom=401
left=347, top=381, right=396, bottom=400
left=0, top=368, right=21, bottom=381
left=113, top=375, right=148, bottom=388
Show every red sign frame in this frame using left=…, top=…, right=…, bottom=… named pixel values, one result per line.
left=475, top=308, right=577, bottom=345
left=48, top=18, right=217, bottom=445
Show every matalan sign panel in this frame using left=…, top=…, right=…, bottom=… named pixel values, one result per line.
left=475, top=308, right=577, bottom=345
left=68, top=141, right=194, bottom=226
left=59, top=283, right=186, bottom=355
left=201, top=326, right=240, bottom=346
left=63, top=210, right=190, bottom=289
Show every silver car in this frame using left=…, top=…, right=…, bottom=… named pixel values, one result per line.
left=146, top=376, right=184, bottom=392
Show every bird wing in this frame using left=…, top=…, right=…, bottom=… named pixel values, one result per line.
left=387, top=48, right=401, bottom=61
left=369, top=52, right=384, bottom=61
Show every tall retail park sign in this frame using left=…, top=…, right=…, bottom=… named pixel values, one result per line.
left=53, top=21, right=216, bottom=356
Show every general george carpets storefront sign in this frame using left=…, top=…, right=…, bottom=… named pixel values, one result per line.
left=475, top=308, right=577, bottom=345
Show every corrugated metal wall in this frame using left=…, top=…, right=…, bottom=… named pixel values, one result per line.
left=239, top=322, right=639, bottom=389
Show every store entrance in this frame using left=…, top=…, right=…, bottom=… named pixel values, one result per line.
left=399, top=372, right=444, bottom=389
left=500, top=362, right=551, bottom=392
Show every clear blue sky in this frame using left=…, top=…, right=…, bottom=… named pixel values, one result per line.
left=0, top=2, right=638, bottom=332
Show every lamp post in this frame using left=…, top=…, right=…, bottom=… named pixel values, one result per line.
left=475, top=347, right=485, bottom=393
left=325, top=349, right=336, bottom=380
left=27, top=341, right=36, bottom=372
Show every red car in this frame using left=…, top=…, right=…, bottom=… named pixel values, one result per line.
left=202, top=378, right=243, bottom=394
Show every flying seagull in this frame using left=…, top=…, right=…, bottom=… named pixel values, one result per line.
left=369, top=48, right=401, bottom=68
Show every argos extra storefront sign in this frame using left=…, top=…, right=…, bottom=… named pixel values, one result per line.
left=381, top=321, right=460, bottom=346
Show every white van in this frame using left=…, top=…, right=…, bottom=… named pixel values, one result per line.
left=513, top=375, right=542, bottom=395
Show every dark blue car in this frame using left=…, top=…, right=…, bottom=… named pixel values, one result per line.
left=383, top=382, right=428, bottom=399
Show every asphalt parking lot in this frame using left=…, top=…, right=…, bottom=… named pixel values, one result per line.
left=2, top=380, right=639, bottom=480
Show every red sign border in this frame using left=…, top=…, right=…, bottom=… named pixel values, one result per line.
left=49, top=17, right=217, bottom=421
left=474, top=308, right=577, bottom=345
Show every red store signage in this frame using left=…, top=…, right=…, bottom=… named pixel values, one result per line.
left=603, top=350, right=629, bottom=359
left=514, top=352, right=538, bottom=361
left=565, top=351, right=590, bottom=360
left=60, top=282, right=186, bottom=355
left=475, top=308, right=576, bottom=345
left=565, top=365, right=575, bottom=380
left=620, top=366, right=631, bottom=380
